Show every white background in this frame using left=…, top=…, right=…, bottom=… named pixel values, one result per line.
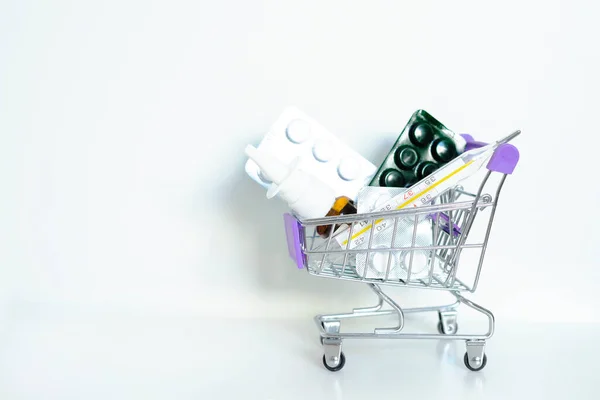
left=1, top=0, right=599, bottom=398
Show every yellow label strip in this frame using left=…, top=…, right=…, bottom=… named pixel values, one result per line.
left=341, top=160, right=475, bottom=246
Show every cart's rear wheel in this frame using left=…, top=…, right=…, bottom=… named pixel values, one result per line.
left=322, top=352, right=345, bottom=372
left=437, top=321, right=458, bottom=334
left=464, top=352, right=487, bottom=371
left=437, top=311, right=458, bottom=334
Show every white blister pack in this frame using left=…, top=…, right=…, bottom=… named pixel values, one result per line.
left=355, top=187, right=434, bottom=281
left=245, top=107, right=377, bottom=201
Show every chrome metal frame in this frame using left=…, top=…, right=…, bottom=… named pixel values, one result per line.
left=296, top=170, right=509, bottom=371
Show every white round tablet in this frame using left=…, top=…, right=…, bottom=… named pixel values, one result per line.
left=285, top=119, right=311, bottom=144
left=370, top=251, right=394, bottom=275
left=312, top=139, right=334, bottom=162
left=401, top=251, right=429, bottom=275
left=337, top=156, right=360, bottom=181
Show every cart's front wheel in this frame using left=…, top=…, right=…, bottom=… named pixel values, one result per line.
left=322, top=352, right=345, bottom=372
left=463, top=352, right=487, bottom=371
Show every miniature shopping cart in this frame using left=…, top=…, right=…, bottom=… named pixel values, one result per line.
left=283, top=133, right=520, bottom=372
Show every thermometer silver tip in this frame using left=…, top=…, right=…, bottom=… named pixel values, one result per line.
left=497, top=130, right=521, bottom=145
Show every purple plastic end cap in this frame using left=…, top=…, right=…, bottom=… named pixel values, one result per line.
left=428, top=212, right=461, bottom=237
left=461, top=133, right=520, bottom=174
left=486, top=143, right=520, bottom=174
left=283, top=213, right=306, bottom=269
left=460, top=133, right=488, bottom=151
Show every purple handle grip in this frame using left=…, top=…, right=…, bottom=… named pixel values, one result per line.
left=283, top=213, right=306, bottom=269
left=460, top=134, right=520, bottom=174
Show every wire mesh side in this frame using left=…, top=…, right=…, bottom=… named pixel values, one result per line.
left=299, top=181, right=500, bottom=292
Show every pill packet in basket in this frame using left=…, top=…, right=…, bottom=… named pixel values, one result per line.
left=244, top=106, right=377, bottom=201
left=355, top=187, right=434, bottom=281
left=333, top=134, right=502, bottom=252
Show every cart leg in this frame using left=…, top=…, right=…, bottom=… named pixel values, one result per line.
left=352, top=283, right=384, bottom=313
left=370, top=284, right=404, bottom=334
left=321, top=321, right=345, bottom=371
left=464, top=340, right=487, bottom=371
left=452, top=291, right=495, bottom=339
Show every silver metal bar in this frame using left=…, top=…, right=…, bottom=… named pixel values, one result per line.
left=384, top=218, right=399, bottom=281
left=340, top=221, right=356, bottom=276
left=449, top=247, right=462, bottom=287
left=313, top=290, right=494, bottom=340
left=317, top=227, right=336, bottom=274
left=448, top=206, right=454, bottom=245
left=452, top=291, right=495, bottom=339
left=460, top=171, right=492, bottom=239
left=445, top=200, right=459, bottom=286
left=363, top=220, right=376, bottom=279
left=352, top=282, right=385, bottom=313
left=456, top=209, right=466, bottom=232
left=405, top=215, right=419, bottom=282
left=300, top=199, right=492, bottom=226
left=371, top=284, right=404, bottom=334
left=438, top=227, right=450, bottom=261
left=306, top=243, right=484, bottom=255
left=308, top=228, right=318, bottom=250
left=433, top=270, right=455, bottom=290
left=472, top=174, right=507, bottom=292
left=453, top=276, right=472, bottom=292
left=312, top=332, right=489, bottom=340
left=318, top=300, right=460, bottom=321
left=443, top=170, right=492, bottom=284
left=309, top=272, right=469, bottom=291
left=454, top=188, right=476, bottom=198
left=317, top=254, right=328, bottom=274
left=428, top=212, right=439, bottom=286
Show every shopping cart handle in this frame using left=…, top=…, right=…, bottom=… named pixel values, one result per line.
left=284, top=213, right=306, bottom=269
left=461, top=134, right=520, bottom=175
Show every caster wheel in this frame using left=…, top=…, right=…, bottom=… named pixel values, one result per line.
left=437, top=321, right=458, bottom=335
left=322, top=352, right=346, bottom=372
left=464, top=352, right=487, bottom=371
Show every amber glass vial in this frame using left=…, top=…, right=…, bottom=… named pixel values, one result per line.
left=316, top=196, right=357, bottom=238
